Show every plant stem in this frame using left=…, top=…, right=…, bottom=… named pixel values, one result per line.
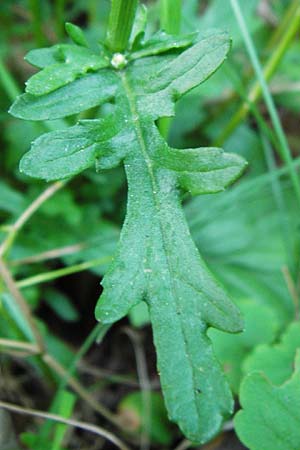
left=160, top=0, right=182, bottom=34
left=28, top=0, right=45, bottom=46
left=267, top=0, right=300, bottom=49
left=0, top=401, right=131, bottom=450
left=172, top=440, right=191, bottom=450
left=43, top=354, right=120, bottom=426
left=16, top=256, right=112, bottom=289
left=58, top=323, right=110, bottom=391
left=159, top=0, right=182, bottom=138
left=88, top=0, right=98, bottom=27
left=54, top=0, right=65, bottom=40
left=0, top=259, right=45, bottom=351
left=0, top=58, right=20, bottom=101
left=124, top=328, right=151, bottom=450
left=10, top=243, right=86, bottom=266
left=216, top=2, right=300, bottom=146
left=260, top=133, right=294, bottom=268
left=0, top=257, right=122, bottom=427
left=106, top=0, right=138, bottom=52
left=0, top=338, right=39, bottom=353
left=229, top=0, right=300, bottom=207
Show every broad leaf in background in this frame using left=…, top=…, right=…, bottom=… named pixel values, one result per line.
left=187, top=178, right=298, bottom=327
left=208, top=299, right=280, bottom=393
left=235, top=350, right=300, bottom=450
left=243, top=321, right=300, bottom=384
left=0, top=181, right=26, bottom=215
left=9, top=23, right=246, bottom=442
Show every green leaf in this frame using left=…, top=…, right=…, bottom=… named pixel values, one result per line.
left=130, top=31, right=196, bottom=60
left=10, top=28, right=247, bottom=443
left=51, top=390, right=76, bottom=450
left=129, top=301, right=150, bottom=327
left=0, top=181, right=26, bottom=215
left=187, top=177, right=298, bottom=326
left=209, top=299, right=280, bottom=393
left=25, top=45, right=108, bottom=95
left=148, top=31, right=231, bottom=97
left=243, top=321, right=300, bottom=385
left=44, top=289, right=79, bottom=322
left=25, top=47, right=59, bottom=68
left=19, top=117, right=122, bottom=180
left=234, top=350, right=300, bottom=450
left=9, top=71, right=117, bottom=120
left=154, top=143, right=245, bottom=194
left=20, top=390, right=76, bottom=450
left=129, top=4, right=147, bottom=48
left=65, top=22, right=88, bottom=47
left=1, top=293, right=35, bottom=342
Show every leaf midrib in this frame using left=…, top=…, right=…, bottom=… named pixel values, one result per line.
left=119, top=70, right=201, bottom=427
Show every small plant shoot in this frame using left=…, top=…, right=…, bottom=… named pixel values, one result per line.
left=9, top=0, right=247, bottom=443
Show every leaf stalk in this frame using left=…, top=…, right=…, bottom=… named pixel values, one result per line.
left=160, top=0, right=182, bottom=34
left=106, top=0, right=138, bottom=53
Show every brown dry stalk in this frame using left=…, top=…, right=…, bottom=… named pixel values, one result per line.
left=0, top=400, right=131, bottom=450
left=0, top=258, right=124, bottom=430
left=9, top=242, right=86, bottom=266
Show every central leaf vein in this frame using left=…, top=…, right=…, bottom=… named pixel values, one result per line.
left=120, top=71, right=201, bottom=416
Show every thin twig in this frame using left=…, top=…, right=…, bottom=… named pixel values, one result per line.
left=0, top=260, right=124, bottom=430
left=78, top=363, right=143, bottom=387
left=223, top=420, right=234, bottom=432
left=0, top=336, right=125, bottom=429
left=10, top=242, right=86, bottom=266
left=172, top=420, right=234, bottom=450
left=16, top=256, right=112, bottom=289
left=200, top=433, right=225, bottom=450
left=0, top=339, right=39, bottom=353
left=0, top=348, right=38, bottom=358
left=124, top=328, right=151, bottom=450
left=43, top=354, right=122, bottom=428
left=0, top=400, right=131, bottom=450
left=0, top=258, right=45, bottom=351
left=173, top=439, right=191, bottom=450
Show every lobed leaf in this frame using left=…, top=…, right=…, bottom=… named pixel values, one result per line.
left=25, top=47, right=60, bottom=68
left=148, top=31, right=231, bottom=97
left=154, top=142, right=246, bottom=194
left=10, top=71, right=118, bottom=120
left=209, top=300, right=280, bottom=393
left=10, top=25, right=246, bottom=444
left=65, top=22, right=89, bottom=47
left=243, top=321, right=300, bottom=385
left=25, top=45, right=108, bottom=95
left=130, top=31, right=196, bottom=60
left=235, top=351, right=300, bottom=450
left=19, top=118, right=121, bottom=180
